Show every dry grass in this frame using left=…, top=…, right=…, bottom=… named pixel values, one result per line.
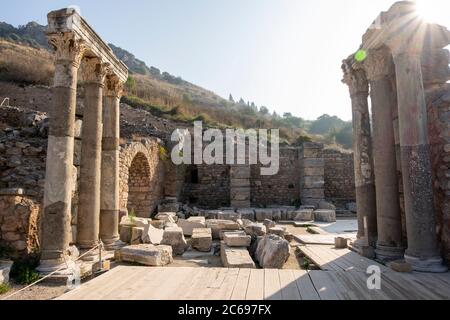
left=0, top=40, right=54, bottom=85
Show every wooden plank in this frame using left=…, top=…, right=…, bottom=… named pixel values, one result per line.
left=210, top=268, right=240, bottom=300
left=102, top=267, right=155, bottom=300
left=129, top=267, right=177, bottom=300
left=156, top=267, right=196, bottom=300
left=308, top=270, right=351, bottom=300
left=298, top=246, right=341, bottom=271
left=246, top=269, right=264, bottom=300
left=198, top=268, right=224, bottom=300
left=177, top=267, right=211, bottom=300
left=292, top=270, right=320, bottom=300
left=278, top=270, right=301, bottom=300
left=264, top=269, right=282, bottom=300
left=230, top=269, right=251, bottom=300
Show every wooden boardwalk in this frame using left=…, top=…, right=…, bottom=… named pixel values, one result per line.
left=58, top=265, right=450, bottom=300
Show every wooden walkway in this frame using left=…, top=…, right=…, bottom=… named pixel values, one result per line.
left=58, top=265, right=450, bottom=300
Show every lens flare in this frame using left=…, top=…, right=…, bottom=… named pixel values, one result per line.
left=414, top=0, right=448, bottom=25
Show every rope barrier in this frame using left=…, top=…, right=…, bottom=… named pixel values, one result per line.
left=1, top=242, right=103, bottom=300
left=0, top=97, right=9, bottom=107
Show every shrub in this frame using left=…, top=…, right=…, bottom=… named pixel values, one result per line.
left=0, top=283, right=11, bottom=294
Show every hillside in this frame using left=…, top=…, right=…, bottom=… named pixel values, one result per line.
left=0, top=20, right=353, bottom=149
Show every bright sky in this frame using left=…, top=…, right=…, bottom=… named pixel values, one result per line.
left=1, top=0, right=449, bottom=120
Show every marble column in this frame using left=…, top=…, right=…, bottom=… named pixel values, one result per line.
left=100, top=76, right=123, bottom=249
left=342, top=59, right=377, bottom=255
left=38, top=34, right=86, bottom=274
left=77, top=57, right=108, bottom=255
left=391, top=49, right=447, bottom=272
left=365, top=48, right=405, bottom=262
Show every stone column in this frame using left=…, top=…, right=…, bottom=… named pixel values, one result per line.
left=342, top=59, right=377, bottom=254
left=77, top=57, right=108, bottom=256
left=364, top=48, right=405, bottom=262
left=38, top=34, right=86, bottom=274
left=100, top=76, right=123, bottom=249
left=391, top=48, right=447, bottom=272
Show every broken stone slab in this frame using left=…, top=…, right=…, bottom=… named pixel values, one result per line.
left=131, top=227, right=144, bottom=245
left=206, top=219, right=241, bottom=239
left=119, top=225, right=133, bottom=244
left=199, top=210, right=222, bottom=220
left=177, top=217, right=206, bottom=236
left=150, top=220, right=165, bottom=229
left=142, top=224, right=164, bottom=245
left=314, top=210, right=336, bottom=222
left=237, top=209, right=255, bottom=221
left=117, top=244, right=173, bottom=266
left=318, top=200, right=336, bottom=210
left=254, top=209, right=273, bottom=222
left=244, top=223, right=266, bottom=237
left=161, top=226, right=188, bottom=255
left=220, top=242, right=255, bottom=268
left=191, top=228, right=212, bottom=252
left=263, top=219, right=276, bottom=230
left=155, top=212, right=177, bottom=223
left=255, top=234, right=290, bottom=269
left=0, top=260, right=13, bottom=284
left=268, top=227, right=286, bottom=238
left=217, top=211, right=241, bottom=222
left=293, top=209, right=314, bottom=221
left=223, top=231, right=251, bottom=247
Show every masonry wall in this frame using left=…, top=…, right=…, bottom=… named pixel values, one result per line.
left=323, top=148, right=356, bottom=208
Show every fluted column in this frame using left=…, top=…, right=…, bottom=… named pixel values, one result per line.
left=342, top=59, right=377, bottom=255
left=77, top=57, right=108, bottom=257
left=390, top=47, right=447, bottom=272
left=364, top=48, right=405, bottom=262
left=100, top=76, right=123, bottom=249
left=38, top=34, right=86, bottom=274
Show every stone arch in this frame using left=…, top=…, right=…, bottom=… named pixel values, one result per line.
left=119, top=139, right=165, bottom=218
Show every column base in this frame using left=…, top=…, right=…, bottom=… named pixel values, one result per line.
left=103, top=239, right=126, bottom=251
left=375, top=244, right=405, bottom=262
left=404, top=254, right=448, bottom=273
left=37, top=259, right=79, bottom=283
left=359, top=245, right=375, bottom=259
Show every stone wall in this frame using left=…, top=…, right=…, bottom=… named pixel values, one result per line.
left=250, top=147, right=300, bottom=207
left=323, top=148, right=356, bottom=208
left=299, top=143, right=325, bottom=207
left=0, top=189, right=40, bottom=258
left=119, top=139, right=165, bottom=218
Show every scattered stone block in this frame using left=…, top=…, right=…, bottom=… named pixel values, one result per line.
left=199, top=210, right=221, bottom=219
left=0, top=260, right=13, bottom=284
left=335, top=237, right=348, bottom=249
left=294, top=209, right=314, bottom=221
left=255, top=209, right=273, bottom=222
left=142, top=224, right=164, bottom=245
left=158, top=202, right=180, bottom=213
left=255, top=234, right=290, bottom=269
left=272, top=209, right=282, bottom=221
left=314, top=210, right=336, bottom=222
left=117, top=244, right=173, bottom=266
left=237, top=209, right=255, bottom=221
left=389, top=260, right=412, bottom=273
left=269, top=227, right=285, bottom=238
left=220, top=242, right=255, bottom=268
left=263, top=219, right=276, bottom=230
left=191, top=228, right=212, bottom=252
left=218, top=211, right=241, bottom=221
left=150, top=220, right=165, bottom=229
left=244, top=223, right=266, bottom=237
left=206, top=219, right=241, bottom=239
left=161, top=226, right=188, bottom=255
left=119, top=225, right=133, bottom=244
left=177, top=217, right=206, bottom=236
left=133, top=217, right=151, bottom=229
left=318, top=200, right=336, bottom=210
left=223, top=231, right=251, bottom=247
left=155, top=212, right=177, bottom=223
left=284, top=232, right=294, bottom=242
left=131, top=227, right=144, bottom=245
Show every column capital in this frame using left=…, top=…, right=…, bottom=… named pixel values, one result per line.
left=81, top=57, right=110, bottom=86
left=104, top=75, right=124, bottom=98
left=363, top=48, right=395, bottom=81
left=342, top=59, right=369, bottom=97
left=48, top=33, right=86, bottom=68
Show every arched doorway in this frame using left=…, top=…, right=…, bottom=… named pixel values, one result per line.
left=127, top=152, right=152, bottom=217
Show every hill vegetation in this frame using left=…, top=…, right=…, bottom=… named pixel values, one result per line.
left=0, top=20, right=353, bottom=150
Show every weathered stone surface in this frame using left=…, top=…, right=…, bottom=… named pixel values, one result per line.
left=150, top=220, right=165, bottom=229
left=0, top=260, right=13, bottom=284
left=131, top=227, right=144, bottom=245
left=199, top=210, right=221, bottom=220
left=255, top=234, right=290, bottom=269
left=237, top=209, right=255, bottom=221
left=220, top=242, right=255, bottom=268
left=158, top=201, right=180, bottom=213
left=206, top=219, right=240, bottom=239
left=142, top=224, right=164, bottom=245
left=244, top=223, right=266, bottom=237
left=293, top=209, right=314, bottom=221
left=155, top=212, right=177, bottom=223
left=263, top=219, right=276, bottom=230
left=389, top=260, right=412, bottom=273
left=335, top=237, right=348, bottom=249
left=223, top=231, right=251, bottom=247
left=217, top=211, right=241, bottom=221
left=268, top=227, right=285, bottom=238
left=117, top=244, right=173, bottom=266
left=177, top=217, right=206, bottom=236
left=161, top=226, right=188, bottom=255
left=191, top=228, right=212, bottom=252
left=346, top=202, right=357, bottom=213
left=271, top=209, right=282, bottom=221
left=119, top=225, right=132, bottom=244
left=255, top=209, right=273, bottom=222
left=314, top=210, right=336, bottom=222
left=318, top=200, right=336, bottom=210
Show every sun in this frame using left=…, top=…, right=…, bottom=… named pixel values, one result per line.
left=414, top=0, right=449, bottom=25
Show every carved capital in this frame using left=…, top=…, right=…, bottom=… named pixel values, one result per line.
left=104, top=75, right=124, bottom=98
left=48, top=32, right=86, bottom=68
left=81, top=57, right=110, bottom=85
left=363, top=48, right=394, bottom=81
left=342, top=58, right=369, bottom=97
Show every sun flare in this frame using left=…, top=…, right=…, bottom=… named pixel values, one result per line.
left=414, top=0, right=449, bottom=25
